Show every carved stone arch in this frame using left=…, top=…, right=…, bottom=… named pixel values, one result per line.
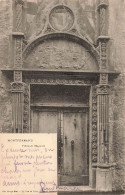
left=23, top=33, right=99, bottom=71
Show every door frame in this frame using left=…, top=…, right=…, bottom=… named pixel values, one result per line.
left=22, top=78, right=98, bottom=188
left=28, top=82, right=94, bottom=187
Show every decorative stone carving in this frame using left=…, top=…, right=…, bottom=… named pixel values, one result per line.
left=97, top=84, right=110, bottom=95
left=15, top=0, right=24, bottom=5
left=13, top=35, right=23, bottom=68
left=97, top=0, right=109, bottom=71
left=23, top=84, right=30, bottom=133
left=23, top=33, right=100, bottom=67
left=92, top=86, right=98, bottom=163
left=68, top=28, right=80, bottom=37
left=49, top=5, right=74, bottom=31
left=23, top=39, right=98, bottom=71
left=98, top=0, right=108, bottom=7
left=100, top=41, right=107, bottom=69
left=14, top=71, right=22, bottom=82
left=100, top=7, right=106, bottom=36
left=44, top=24, right=55, bottom=34
left=11, top=82, right=24, bottom=92
left=98, top=0, right=108, bottom=36
left=24, top=78, right=97, bottom=85
left=100, top=73, right=108, bottom=84
left=15, top=0, right=24, bottom=32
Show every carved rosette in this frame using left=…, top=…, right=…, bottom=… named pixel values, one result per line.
left=23, top=84, right=30, bottom=133
left=92, top=86, right=98, bottom=163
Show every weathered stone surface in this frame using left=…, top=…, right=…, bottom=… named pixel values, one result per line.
left=108, top=0, right=125, bottom=191
left=0, top=72, right=12, bottom=133
left=26, top=0, right=96, bottom=43
left=0, top=0, right=13, bottom=68
left=0, top=1, right=13, bottom=132
left=24, top=39, right=98, bottom=70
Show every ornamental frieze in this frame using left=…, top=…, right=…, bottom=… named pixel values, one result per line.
left=24, top=78, right=97, bottom=85
left=92, top=86, right=98, bottom=163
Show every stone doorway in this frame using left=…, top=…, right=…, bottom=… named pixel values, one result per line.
left=30, top=84, right=90, bottom=186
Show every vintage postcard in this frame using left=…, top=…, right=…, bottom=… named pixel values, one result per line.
left=0, top=0, right=124, bottom=194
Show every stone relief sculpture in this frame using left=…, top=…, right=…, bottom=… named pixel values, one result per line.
left=24, top=39, right=98, bottom=70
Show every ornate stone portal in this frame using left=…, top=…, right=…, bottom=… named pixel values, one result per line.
left=2, top=0, right=120, bottom=192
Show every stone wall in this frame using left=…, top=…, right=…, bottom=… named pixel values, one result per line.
left=0, top=0, right=13, bottom=133
left=108, top=0, right=125, bottom=191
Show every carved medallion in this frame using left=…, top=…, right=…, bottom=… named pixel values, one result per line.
left=49, top=5, right=74, bottom=31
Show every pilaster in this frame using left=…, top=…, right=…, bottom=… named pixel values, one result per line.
left=96, top=0, right=113, bottom=192
left=11, top=82, right=24, bottom=133
left=11, top=0, right=30, bottom=133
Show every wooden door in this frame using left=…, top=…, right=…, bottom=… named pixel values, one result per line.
left=58, top=109, right=89, bottom=186
left=31, top=107, right=89, bottom=186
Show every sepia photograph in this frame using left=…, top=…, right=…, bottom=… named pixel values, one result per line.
left=0, top=0, right=125, bottom=194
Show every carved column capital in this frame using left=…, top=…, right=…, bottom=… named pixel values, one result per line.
left=11, top=82, right=25, bottom=93
left=96, top=84, right=110, bottom=95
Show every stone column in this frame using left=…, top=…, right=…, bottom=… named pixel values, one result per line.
left=96, top=74, right=113, bottom=191
left=96, top=0, right=113, bottom=192
left=11, top=0, right=27, bottom=133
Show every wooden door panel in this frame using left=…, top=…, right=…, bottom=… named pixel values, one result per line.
left=32, top=110, right=39, bottom=133
left=32, top=109, right=58, bottom=133
left=60, top=110, right=89, bottom=186
left=39, top=111, right=57, bottom=133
